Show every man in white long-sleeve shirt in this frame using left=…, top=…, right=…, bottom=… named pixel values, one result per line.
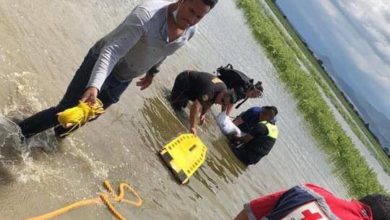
left=19, top=0, right=218, bottom=138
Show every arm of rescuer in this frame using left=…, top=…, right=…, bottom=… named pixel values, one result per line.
left=233, top=114, right=244, bottom=127
left=136, top=57, right=166, bottom=90
left=224, top=102, right=234, bottom=117
left=233, top=108, right=253, bottom=127
left=189, top=100, right=202, bottom=135
left=189, top=89, right=230, bottom=135
left=232, top=122, right=268, bottom=143
left=82, top=7, right=149, bottom=105
left=189, top=100, right=213, bottom=135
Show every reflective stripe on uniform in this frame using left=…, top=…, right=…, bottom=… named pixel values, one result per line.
left=260, top=121, right=279, bottom=139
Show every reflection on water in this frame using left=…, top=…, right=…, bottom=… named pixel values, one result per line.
left=136, top=94, right=247, bottom=192
left=207, top=137, right=247, bottom=179
left=141, top=96, right=186, bottom=142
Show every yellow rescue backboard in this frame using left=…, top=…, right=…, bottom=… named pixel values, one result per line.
left=160, top=134, right=207, bottom=184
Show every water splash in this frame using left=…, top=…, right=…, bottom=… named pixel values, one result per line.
left=0, top=71, right=62, bottom=184
left=67, top=138, right=109, bottom=179
left=0, top=114, right=24, bottom=152
left=0, top=114, right=60, bottom=183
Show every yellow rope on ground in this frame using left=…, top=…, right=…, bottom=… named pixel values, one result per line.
left=26, top=180, right=143, bottom=220
left=57, top=99, right=105, bottom=136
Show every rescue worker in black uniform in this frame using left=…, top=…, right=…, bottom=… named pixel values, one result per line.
left=230, top=106, right=278, bottom=165
left=170, top=70, right=232, bottom=135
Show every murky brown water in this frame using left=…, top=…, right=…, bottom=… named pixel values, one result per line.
left=0, top=0, right=364, bottom=219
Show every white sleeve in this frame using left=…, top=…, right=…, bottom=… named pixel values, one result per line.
left=216, top=111, right=242, bottom=136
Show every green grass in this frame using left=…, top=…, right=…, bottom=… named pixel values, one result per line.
left=263, top=0, right=390, bottom=175
left=236, top=0, right=387, bottom=197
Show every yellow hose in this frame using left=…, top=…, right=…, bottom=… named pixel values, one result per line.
left=26, top=180, right=143, bottom=220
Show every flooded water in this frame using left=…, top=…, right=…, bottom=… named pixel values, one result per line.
left=0, top=0, right=373, bottom=219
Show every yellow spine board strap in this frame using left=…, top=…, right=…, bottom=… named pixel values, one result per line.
left=57, top=99, right=105, bottom=135
left=160, top=134, right=208, bottom=184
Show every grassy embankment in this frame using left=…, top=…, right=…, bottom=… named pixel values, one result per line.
left=236, top=0, right=386, bottom=197
left=262, top=0, right=390, bottom=175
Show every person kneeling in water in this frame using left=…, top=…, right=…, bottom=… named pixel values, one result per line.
left=233, top=106, right=277, bottom=134
left=230, top=106, right=278, bottom=166
left=170, top=70, right=233, bottom=135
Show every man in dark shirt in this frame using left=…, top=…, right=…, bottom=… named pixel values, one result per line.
left=231, top=106, right=278, bottom=165
left=170, top=70, right=232, bottom=135
left=233, top=106, right=277, bottom=133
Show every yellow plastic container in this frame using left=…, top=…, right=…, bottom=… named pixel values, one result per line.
left=160, top=134, right=207, bottom=184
